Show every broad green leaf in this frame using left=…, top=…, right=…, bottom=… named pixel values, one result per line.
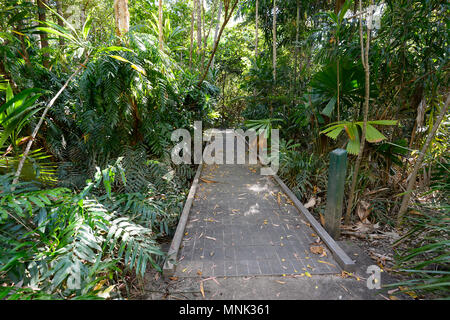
left=325, top=126, right=345, bottom=140
left=364, top=124, right=387, bottom=143
left=347, top=137, right=360, bottom=155
left=321, top=96, right=336, bottom=117
left=35, top=27, right=76, bottom=43
left=368, top=120, right=398, bottom=126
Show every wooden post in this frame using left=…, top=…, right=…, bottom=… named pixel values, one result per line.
left=324, top=149, right=348, bottom=239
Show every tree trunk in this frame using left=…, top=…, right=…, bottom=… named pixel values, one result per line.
left=37, top=0, right=49, bottom=68
left=114, top=0, right=130, bottom=37
left=211, top=1, right=222, bottom=69
left=12, top=57, right=90, bottom=187
left=196, top=0, right=202, bottom=52
left=56, top=1, right=65, bottom=46
left=344, top=0, right=373, bottom=225
left=255, top=0, right=259, bottom=58
left=80, top=0, right=87, bottom=29
left=201, top=0, right=219, bottom=70
left=294, top=0, right=300, bottom=103
left=197, top=0, right=239, bottom=86
left=272, top=0, right=277, bottom=84
left=158, top=0, right=163, bottom=50
left=189, top=0, right=195, bottom=69
left=397, top=94, right=450, bottom=225
left=335, top=0, right=346, bottom=14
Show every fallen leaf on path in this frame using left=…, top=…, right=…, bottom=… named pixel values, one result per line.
left=310, top=245, right=325, bottom=255
left=200, top=282, right=205, bottom=298
left=201, top=277, right=220, bottom=285
left=319, top=213, right=325, bottom=226
left=200, top=178, right=218, bottom=183
left=276, top=280, right=286, bottom=284
left=305, top=272, right=312, bottom=277
left=169, top=277, right=178, bottom=281
left=318, top=260, right=335, bottom=268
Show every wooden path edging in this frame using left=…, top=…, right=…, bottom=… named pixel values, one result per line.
left=272, top=175, right=356, bottom=272
left=163, top=163, right=203, bottom=276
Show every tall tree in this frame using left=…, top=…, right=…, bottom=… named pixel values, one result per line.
left=55, top=1, right=64, bottom=46
left=189, top=0, right=195, bottom=69
left=345, top=0, right=373, bottom=224
left=114, top=0, right=130, bottom=37
left=201, top=0, right=219, bottom=70
left=37, top=0, right=49, bottom=68
left=197, top=0, right=239, bottom=86
left=255, top=0, right=259, bottom=58
left=211, top=1, right=222, bottom=69
left=293, top=0, right=300, bottom=101
left=335, top=0, right=346, bottom=14
left=196, top=0, right=202, bottom=52
left=158, top=0, right=163, bottom=50
left=272, top=0, right=277, bottom=83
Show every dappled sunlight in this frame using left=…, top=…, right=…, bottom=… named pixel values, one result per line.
left=243, top=203, right=260, bottom=216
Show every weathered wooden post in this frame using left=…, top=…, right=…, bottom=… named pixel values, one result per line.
left=324, top=149, right=348, bottom=239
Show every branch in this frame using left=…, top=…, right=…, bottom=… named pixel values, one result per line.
left=11, top=57, right=90, bottom=188
left=197, top=0, right=239, bottom=87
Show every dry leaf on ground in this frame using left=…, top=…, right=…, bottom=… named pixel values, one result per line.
left=200, top=282, right=205, bottom=298
left=304, top=197, right=316, bottom=209
left=310, top=245, right=325, bottom=255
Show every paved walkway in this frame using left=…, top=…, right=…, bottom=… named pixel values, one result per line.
left=174, top=152, right=341, bottom=277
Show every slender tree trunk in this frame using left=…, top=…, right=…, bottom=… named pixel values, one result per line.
left=344, top=0, right=373, bottom=225
left=255, top=0, right=259, bottom=58
left=335, top=0, right=346, bottom=14
left=80, top=0, right=87, bottom=28
left=189, top=0, right=195, bottom=69
left=294, top=0, right=300, bottom=104
left=211, top=1, right=222, bottom=69
left=196, top=0, right=202, bottom=52
left=337, top=48, right=340, bottom=121
left=397, top=94, right=450, bottom=225
left=56, top=1, right=65, bottom=46
left=37, top=0, right=49, bottom=68
left=114, top=0, right=130, bottom=37
left=197, top=0, right=239, bottom=86
left=272, top=0, right=277, bottom=84
left=158, top=0, right=163, bottom=50
left=201, top=0, right=219, bottom=70
left=12, top=57, right=90, bottom=187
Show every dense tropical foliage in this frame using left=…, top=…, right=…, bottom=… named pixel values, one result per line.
left=0, top=0, right=448, bottom=299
